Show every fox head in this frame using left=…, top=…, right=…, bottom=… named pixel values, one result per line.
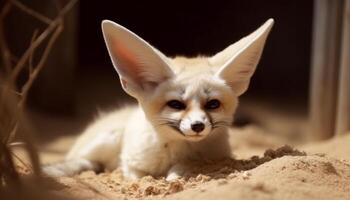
left=101, top=19, right=273, bottom=141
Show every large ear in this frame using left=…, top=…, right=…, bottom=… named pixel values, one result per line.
left=210, top=19, right=274, bottom=96
left=101, top=20, right=174, bottom=98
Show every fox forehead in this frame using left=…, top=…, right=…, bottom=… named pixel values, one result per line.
left=169, top=56, right=216, bottom=76
left=154, top=56, right=230, bottom=100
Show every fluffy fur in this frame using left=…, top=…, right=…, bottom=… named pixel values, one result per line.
left=43, top=19, right=274, bottom=180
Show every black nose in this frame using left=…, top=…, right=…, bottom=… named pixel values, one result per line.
left=191, top=122, right=205, bottom=133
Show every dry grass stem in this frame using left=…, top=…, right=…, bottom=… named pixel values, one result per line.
left=9, top=0, right=78, bottom=82
left=28, top=29, right=39, bottom=74
left=19, top=22, right=63, bottom=109
left=0, top=0, right=78, bottom=198
left=11, top=151, right=33, bottom=173
left=10, top=0, right=53, bottom=24
left=0, top=2, right=12, bottom=73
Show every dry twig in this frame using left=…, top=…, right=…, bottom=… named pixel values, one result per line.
left=10, top=0, right=53, bottom=24
left=9, top=0, right=78, bottom=83
left=19, top=21, right=63, bottom=109
left=0, top=0, right=79, bottom=194
left=0, top=2, right=12, bottom=73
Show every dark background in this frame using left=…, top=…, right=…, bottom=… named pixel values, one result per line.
left=78, top=0, right=313, bottom=98
left=4, top=0, right=314, bottom=117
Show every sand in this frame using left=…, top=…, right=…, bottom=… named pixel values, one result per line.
left=30, top=127, right=350, bottom=200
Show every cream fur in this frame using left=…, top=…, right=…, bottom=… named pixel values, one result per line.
left=43, top=19, right=274, bottom=180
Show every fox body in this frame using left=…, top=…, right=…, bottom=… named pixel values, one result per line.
left=43, top=19, right=274, bottom=180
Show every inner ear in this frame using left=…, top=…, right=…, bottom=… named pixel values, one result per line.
left=212, top=19, right=274, bottom=96
left=102, top=20, right=174, bottom=97
left=110, top=38, right=149, bottom=87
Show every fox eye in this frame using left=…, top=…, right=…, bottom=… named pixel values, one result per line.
left=167, top=100, right=186, bottom=110
left=205, top=99, right=221, bottom=110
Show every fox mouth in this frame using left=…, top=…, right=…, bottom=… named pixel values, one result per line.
left=158, top=118, right=231, bottom=139
left=163, top=120, right=186, bottom=136
left=159, top=119, right=197, bottom=137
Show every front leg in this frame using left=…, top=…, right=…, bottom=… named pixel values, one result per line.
left=121, top=163, right=148, bottom=180
left=166, top=163, right=189, bottom=181
left=42, top=158, right=103, bottom=177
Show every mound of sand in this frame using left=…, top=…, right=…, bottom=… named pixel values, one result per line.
left=53, top=139, right=350, bottom=200
left=168, top=155, right=350, bottom=200
left=16, top=128, right=350, bottom=200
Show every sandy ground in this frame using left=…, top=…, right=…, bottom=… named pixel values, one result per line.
left=15, top=125, right=348, bottom=200
left=11, top=98, right=348, bottom=200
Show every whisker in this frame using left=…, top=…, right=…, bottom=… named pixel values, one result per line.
left=156, top=119, right=180, bottom=128
left=156, top=117, right=179, bottom=123
left=156, top=120, right=184, bottom=136
left=212, top=120, right=232, bottom=129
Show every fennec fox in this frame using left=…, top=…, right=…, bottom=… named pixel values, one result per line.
left=43, top=19, right=274, bottom=180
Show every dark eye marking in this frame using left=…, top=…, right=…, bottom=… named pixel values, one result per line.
left=166, top=100, right=186, bottom=110
left=205, top=99, right=221, bottom=110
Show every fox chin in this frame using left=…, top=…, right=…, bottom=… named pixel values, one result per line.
left=43, top=19, right=274, bottom=181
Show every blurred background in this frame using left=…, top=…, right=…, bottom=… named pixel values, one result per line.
left=1, top=0, right=350, bottom=170
left=1, top=0, right=314, bottom=143
left=2, top=1, right=350, bottom=198
left=5, top=0, right=350, bottom=146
